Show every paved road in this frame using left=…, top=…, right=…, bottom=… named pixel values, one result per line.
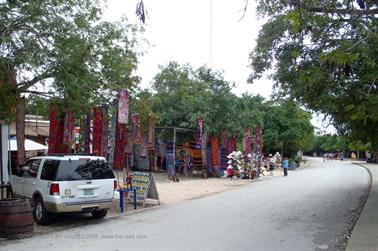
left=1, top=158, right=370, bottom=251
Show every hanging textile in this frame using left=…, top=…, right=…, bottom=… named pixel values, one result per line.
left=228, top=137, right=237, bottom=153
left=84, top=113, right=91, bottom=154
left=148, top=114, right=155, bottom=151
left=220, top=132, right=228, bottom=149
left=93, top=106, right=108, bottom=158
left=196, top=116, right=203, bottom=149
left=133, top=144, right=150, bottom=170
left=63, top=111, right=74, bottom=153
left=255, top=127, right=263, bottom=155
left=100, top=107, right=108, bottom=158
left=189, top=140, right=203, bottom=171
left=113, top=120, right=127, bottom=170
left=48, top=106, right=64, bottom=154
left=201, top=131, right=208, bottom=169
left=210, top=136, right=219, bottom=168
left=131, top=114, right=141, bottom=144
left=244, top=127, right=252, bottom=154
left=118, top=89, right=129, bottom=124
left=166, top=153, right=175, bottom=179
left=109, top=103, right=117, bottom=164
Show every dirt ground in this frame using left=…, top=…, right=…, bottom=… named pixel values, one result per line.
left=18, top=168, right=288, bottom=237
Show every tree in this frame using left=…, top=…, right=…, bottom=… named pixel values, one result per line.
left=249, top=0, right=378, bottom=149
left=263, top=101, right=314, bottom=157
left=1, top=0, right=141, bottom=160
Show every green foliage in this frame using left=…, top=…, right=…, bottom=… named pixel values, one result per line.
left=144, top=61, right=314, bottom=155
left=0, top=0, right=141, bottom=119
left=263, top=101, right=314, bottom=157
left=250, top=0, right=378, bottom=150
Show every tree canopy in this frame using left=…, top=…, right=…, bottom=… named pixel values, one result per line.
left=249, top=0, right=378, bottom=149
left=133, top=61, right=314, bottom=157
left=0, top=0, right=141, bottom=119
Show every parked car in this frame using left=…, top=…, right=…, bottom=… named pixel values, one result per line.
left=11, top=155, right=117, bottom=225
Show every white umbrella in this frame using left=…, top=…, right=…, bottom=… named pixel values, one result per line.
left=8, top=136, right=48, bottom=151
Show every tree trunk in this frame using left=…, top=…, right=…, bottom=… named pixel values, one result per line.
left=16, top=97, right=26, bottom=168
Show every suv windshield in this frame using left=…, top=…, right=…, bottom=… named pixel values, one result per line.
left=42, top=159, right=115, bottom=181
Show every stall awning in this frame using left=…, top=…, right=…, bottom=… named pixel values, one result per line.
left=8, top=136, right=48, bottom=151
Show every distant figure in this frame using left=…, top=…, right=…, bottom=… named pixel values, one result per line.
left=282, top=157, right=289, bottom=177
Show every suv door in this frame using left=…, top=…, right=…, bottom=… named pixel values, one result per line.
left=21, top=159, right=42, bottom=198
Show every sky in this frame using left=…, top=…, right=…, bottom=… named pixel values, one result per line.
left=104, top=0, right=272, bottom=97
left=103, top=0, right=335, bottom=133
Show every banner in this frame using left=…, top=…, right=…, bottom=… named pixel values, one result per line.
left=211, top=136, right=219, bottom=168
left=244, top=127, right=251, bottom=154
left=63, top=111, right=74, bottom=153
left=148, top=114, right=155, bottom=151
left=118, top=89, right=129, bottom=124
left=84, top=113, right=91, bottom=154
left=131, top=114, right=141, bottom=144
left=93, top=106, right=108, bottom=158
left=113, top=120, right=127, bottom=170
left=48, top=106, right=64, bottom=154
left=196, top=116, right=203, bottom=149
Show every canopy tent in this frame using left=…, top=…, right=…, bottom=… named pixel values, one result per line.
left=8, top=136, right=48, bottom=151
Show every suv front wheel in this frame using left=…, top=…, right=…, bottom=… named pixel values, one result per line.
left=34, top=197, right=51, bottom=225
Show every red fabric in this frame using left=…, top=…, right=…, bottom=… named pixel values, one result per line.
left=48, top=106, right=64, bottom=154
left=100, top=107, right=108, bottom=158
left=131, top=114, right=141, bottom=144
left=84, top=113, right=91, bottom=154
left=113, top=121, right=127, bottom=170
left=244, top=128, right=251, bottom=154
left=220, top=132, right=228, bottom=149
left=63, top=111, right=74, bottom=153
left=148, top=114, right=155, bottom=150
left=93, top=107, right=103, bottom=156
left=228, top=137, right=237, bottom=153
left=211, top=136, right=219, bottom=168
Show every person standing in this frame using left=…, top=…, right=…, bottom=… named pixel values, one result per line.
left=282, top=157, right=289, bottom=176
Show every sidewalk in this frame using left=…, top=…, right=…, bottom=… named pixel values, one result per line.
left=346, top=162, right=378, bottom=251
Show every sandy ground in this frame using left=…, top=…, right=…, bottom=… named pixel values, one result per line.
left=6, top=167, right=290, bottom=237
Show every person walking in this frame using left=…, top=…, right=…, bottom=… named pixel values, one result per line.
left=282, top=157, right=289, bottom=176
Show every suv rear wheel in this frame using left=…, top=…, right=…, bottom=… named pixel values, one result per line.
left=34, top=197, right=51, bottom=225
left=91, top=209, right=107, bottom=219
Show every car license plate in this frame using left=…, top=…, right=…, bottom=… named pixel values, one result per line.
left=83, top=189, right=94, bottom=195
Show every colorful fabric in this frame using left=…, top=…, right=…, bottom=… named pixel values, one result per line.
left=228, top=137, right=237, bottom=153
left=148, top=114, right=155, bottom=150
left=255, top=127, right=263, bottom=155
left=113, top=122, right=127, bottom=170
left=220, top=148, right=229, bottom=170
left=93, top=106, right=108, bottom=158
left=63, top=111, right=74, bottom=153
left=133, top=144, right=150, bottom=170
left=189, top=140, right=203, bottom=171
left=244, top=127, right=252, bottom=154
left=166, top=153, right=175, bottom=178
left=220, top=132, right=228, bottom=149
left=118, top=89, right=129, bottom=124
left=211, top=136, right=219, bottom=168
left=196, top=116, right=203, bottom=149
left=131, top=114, right=141, bottom=144
left=84, top=113, right=91, bottom=154
left=48, top=106, right=64, bottom=154
left=100, top=107, right=108, bottom=158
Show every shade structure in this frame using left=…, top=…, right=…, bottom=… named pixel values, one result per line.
left=8, top=136, right=48, bottom=151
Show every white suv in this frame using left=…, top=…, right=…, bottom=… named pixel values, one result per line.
left=11, top=155, right=117, bottom=225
